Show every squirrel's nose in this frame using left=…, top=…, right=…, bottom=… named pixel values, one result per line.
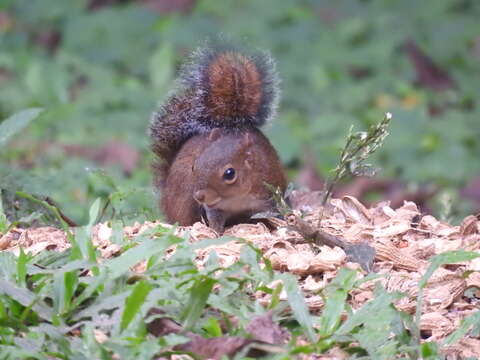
left=194, top=190, right=206, bottom=203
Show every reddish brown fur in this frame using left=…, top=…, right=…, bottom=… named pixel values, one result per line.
left=206, top=52, right=262, bottom=119
left=161, top=128, right=286, bottom=228
left=161, top=135, right=210, bottom=225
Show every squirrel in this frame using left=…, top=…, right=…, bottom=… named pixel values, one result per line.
left=149, top=44, right=287, bottom=232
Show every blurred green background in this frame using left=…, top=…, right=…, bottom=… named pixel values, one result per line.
left=1, top=0, right=480, bottom=225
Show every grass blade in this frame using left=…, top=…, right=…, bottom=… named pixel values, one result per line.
left=280, top=273, right=316, bottom=342
left=318, top=268, right=357, bottom=337
left=182, top=276, right=216, bottom=331
left=0, top=108, right=43, bottom=146
left=0, top=279, right=53, bottom=320
left=120, top=280, right=152, bottom=331
left=16, top=248, right=28, bottom=287
left=105, top=234, right=182, bottom=279
left=415, top=250, right=480, bottom=344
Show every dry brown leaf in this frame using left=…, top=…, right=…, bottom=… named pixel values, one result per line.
left=303, top=275, right=327, bottom=292
left=424, top=278, right=466, bottom=310
left=330, top=196, right=371, bottom=225
left=444, top=337, right=480, bottom=359
left=420, top=312, right=454, bottom=340
left=245, top=312, right=289, bottom=345
left=460, top=215, right=480, bottom=236
left=5, top=227, right=69, bottom=255
left=374, top=241, right=424, bottom=271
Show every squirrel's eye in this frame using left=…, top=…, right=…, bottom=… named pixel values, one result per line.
left=222, top=167, right=236, bottom=183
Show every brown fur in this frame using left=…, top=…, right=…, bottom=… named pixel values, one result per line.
left=161, top=128, right=286, bottom=229
left=161, top=135, right=210, bottom=225
left=206, top=52, right=263, bottom=119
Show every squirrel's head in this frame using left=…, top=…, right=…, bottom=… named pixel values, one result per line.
left=192, top=128, right=258, bottom=213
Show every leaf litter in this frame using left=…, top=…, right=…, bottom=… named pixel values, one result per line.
left=1, top=195, right=480, bottom=358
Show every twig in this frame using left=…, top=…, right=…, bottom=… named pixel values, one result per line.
left=45, top=197, right=78, bottom=227
left=319, top=112, right=392, bottom=226
left=286, top=213, right=376, bottom=272
left=15, top=191, right=74, bottom=238
left=286, top=214, right=348, bottom=249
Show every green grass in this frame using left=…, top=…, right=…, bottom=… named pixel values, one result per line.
left=0, top=198, right=479, bottom=359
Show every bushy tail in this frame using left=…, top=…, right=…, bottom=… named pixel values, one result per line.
left=149, top=44, right=280, bottom=184
left=149, top=92, right=199, bottom=187
left=181, top=45, right=280, bottom=128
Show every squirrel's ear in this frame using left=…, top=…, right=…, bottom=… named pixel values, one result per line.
left=208, top=128, right=221, bottom=141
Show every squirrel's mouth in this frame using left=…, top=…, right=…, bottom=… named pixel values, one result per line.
left=204, top=198, right=221, bottom=208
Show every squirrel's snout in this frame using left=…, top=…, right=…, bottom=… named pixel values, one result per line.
left=194, top=190, right=206, bottom=203
left=194, top=189, right=221, bottom=208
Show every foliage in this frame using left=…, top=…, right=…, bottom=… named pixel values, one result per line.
left=0, top=108, right=43, bottom=147
left=1, top=0, right=480, bottom=223
left=0, top=198, right=478, bottom=358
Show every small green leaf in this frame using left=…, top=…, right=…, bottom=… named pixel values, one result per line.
left=337, top=290, right=405, bottom=335
left=420, top=342, right=441, bottom=359
left=0, top=279, right=53, bottom=320
left=53, top=270, right=78, bottom=314
left=120, top=280, right=152, bottom=331
left=0, top=196, right=8, bottom=234
left=280, top=273, right=316, bottom=342
left=318, top=268, right=357, bottom=337
left=88, top=198, right=102, bottom=227
left=72, top=293, right=128, bottom=322
left=181, top=276, right=216, bottom=331
left=203, top=317, right=222, bottom=337
left=105, top=236, right=181, bottom=279
left=268, top=281, right=283, bottom=310
left=71, top=269, right=108, bottom=309
left=419, top=250, right=480, bottom=289
left=74, top=226, right=98, bottom=275
left=0, top=108, right=43, bottom=146
left=48, top=259, right=91, bottom=314
left=0, top=252, right=20, bottom=282
left=16, top=248, right=28, bottom=287
left=160, top=333, right=190, bottom=347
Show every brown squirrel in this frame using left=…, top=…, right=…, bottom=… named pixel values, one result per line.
left=149, top=45, right=286, bottom=232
